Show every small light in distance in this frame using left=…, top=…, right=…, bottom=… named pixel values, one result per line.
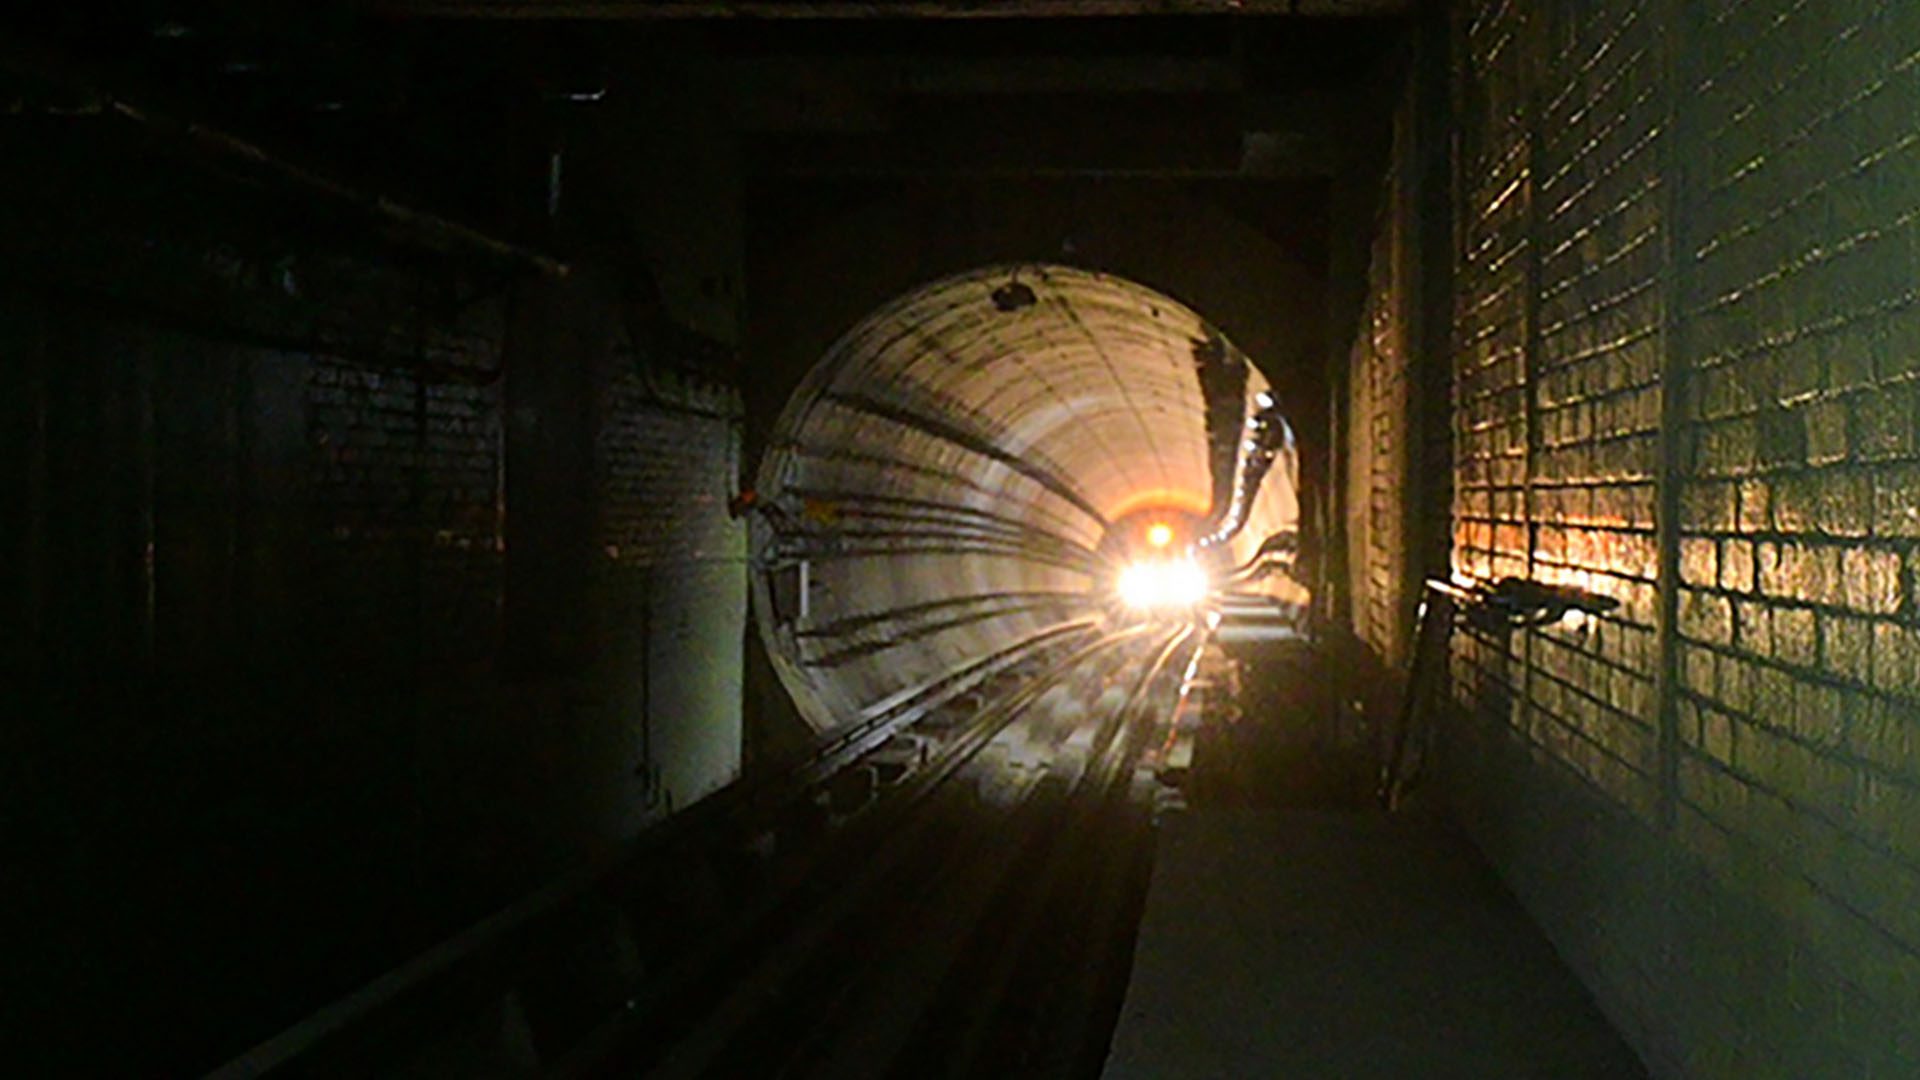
left=1146, top=521, right=1174, bottom=548
left=1117, top=558, right=1210, bottom=610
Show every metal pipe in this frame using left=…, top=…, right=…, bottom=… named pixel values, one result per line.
left=774, top=525, right=1098, bottom=572
left=804, top=597, right=1097, bottom=669
left=770, top=538, right=1098, bottom=575
left=796, top=589, right=1091, bottom=640
left=818, top=391, right=1109, bottom=528
left=777, top=443, right=1104, bottom=547
left=779, top=487, right=1101, bottom=559
left=1192, top=332, right=1251, bottom=542
left=1197, top=397, right=1294, bottom=551
left=767, top=500, right=1100, bottom=569
left=1215, top=529, right=1300, bottom=586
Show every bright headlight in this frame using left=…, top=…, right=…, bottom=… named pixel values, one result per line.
left=1116, top=558, right=1210, bottom=610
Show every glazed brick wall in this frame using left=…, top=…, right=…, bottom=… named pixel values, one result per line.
left=592, top=364, right=747, bottom=827
left=1669, top=0, right=1920, bottom=1069
left=309, top=351, right=505, bottom=673
left=599, top=367, right=741, bottom=567
left=1422, top=0, right=1920, bottom=1074
left=1519, top=0, right=1667, bottom=829
left=1448, top=0, right=1536, bottom=780
left=1345, top=94, right=1415, bottom=669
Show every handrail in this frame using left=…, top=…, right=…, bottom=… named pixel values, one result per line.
left=1377, top=576, right=1620, bottom=809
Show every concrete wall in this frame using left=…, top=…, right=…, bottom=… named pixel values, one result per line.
left=0, top=133, right=745, bottom=1071
left=1339, top=0, right=1920, bottom=1074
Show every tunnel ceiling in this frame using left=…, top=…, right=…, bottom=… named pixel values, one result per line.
left=753, top=264, right=1300, bottom=734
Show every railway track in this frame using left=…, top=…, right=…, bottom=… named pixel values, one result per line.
left=214, top=618, right=1203, bottom=1079
left=603, top=624, right=1195, bottom=1080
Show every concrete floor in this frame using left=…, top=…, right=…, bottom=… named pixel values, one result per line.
left=1103, top=810, right=1647, bottom=1079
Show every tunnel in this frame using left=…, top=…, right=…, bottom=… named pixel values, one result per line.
left=751, top=264, right=1302, bottom=736
left=7, top=2, right=1920, bottom=1077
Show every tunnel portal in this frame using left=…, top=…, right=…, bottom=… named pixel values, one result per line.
left=748, top=263, right=1304, bottom=735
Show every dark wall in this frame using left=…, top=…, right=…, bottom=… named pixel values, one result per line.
left=0, top=121, right=744, bottom=1072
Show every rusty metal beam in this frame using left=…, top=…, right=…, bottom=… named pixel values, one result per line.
left=370, top=0, right=1412, bottom=18
left=0, top=33, right=570, bottom=278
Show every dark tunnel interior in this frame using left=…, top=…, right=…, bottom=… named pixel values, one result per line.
left=7, top=2, right=1920, bottom=1076
left=752, top=263, right=1304, bottom=738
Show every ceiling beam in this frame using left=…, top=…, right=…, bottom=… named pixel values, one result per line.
left=0, top=31, right=569, bottom=278
left=368, top=1, right=1411, bottom=19
left=735, top=54, right=1246, bottom=97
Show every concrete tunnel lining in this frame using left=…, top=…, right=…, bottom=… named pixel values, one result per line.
left=750, top=263, right=1304, bottom=735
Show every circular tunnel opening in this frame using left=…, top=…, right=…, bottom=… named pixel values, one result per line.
left=749, top=264, right=1306, bottom=735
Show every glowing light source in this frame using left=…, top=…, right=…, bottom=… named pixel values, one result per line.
left=1116, top=558, right=1210, bottom=610
left=1146, top=522, right=1174, bottom=548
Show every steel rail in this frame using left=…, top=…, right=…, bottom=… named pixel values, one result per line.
left=748, top=620, right=1197, bottom=1080
left=795, top=589, right=1090, bottom=640
left=772, top=625, right=1189, bottom=1078
left=916, top=622, right=1198, bottom=1079
left=802, top=597, right=1097, bottom=669
left=204, top=616, right=1110, bottom=1078
left=562, top=623, right=1171, bottom=1078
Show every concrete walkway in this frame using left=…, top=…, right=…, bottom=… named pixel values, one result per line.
left=1103, top=811, right=1646, bottom=1079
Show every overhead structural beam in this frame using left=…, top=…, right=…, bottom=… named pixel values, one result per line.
left=743, top=88, right=1340, bottom=176
left=114, top=100, right=573, bottom=278
left=0, top=34, right=570, bottom=279
left=728, top=55, right=1245, bottom=100
left=370, top=0, right=1411, bottom=18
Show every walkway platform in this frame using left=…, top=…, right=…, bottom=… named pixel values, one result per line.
left=1103, top=810, right=1646, bottom=1079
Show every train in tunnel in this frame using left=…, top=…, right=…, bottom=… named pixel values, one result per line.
left=746, top=263, right=1309, bottom=739
left=7, top=0, right=1920, bottom=1075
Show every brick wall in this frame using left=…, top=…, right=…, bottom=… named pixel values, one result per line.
left=309, top=353, right=506, bottom=671
left=1339, top=33, right=1451, bottom=763
left=1394, top=0, right=1920, bottom=1074
left=1345, top=92, right=1416, bottom=671
left=1, top=257, right=514, bottom=1071
left=593, top=363, right=747, bottom=830
left=0, top=134, right=748, bottom=1070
